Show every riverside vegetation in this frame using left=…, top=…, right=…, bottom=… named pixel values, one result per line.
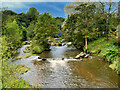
left=1, top=7, right=64, bottom=88
left=0, top=2, right=119, bottom=88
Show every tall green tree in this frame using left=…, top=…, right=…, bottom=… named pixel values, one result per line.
left=62, top=14, right=84, bottom=49
left=26, top=7, right=39, bottom=24
left=31, top=12, right=57, bottom=53
left=75, top=3, right=98, bottom=53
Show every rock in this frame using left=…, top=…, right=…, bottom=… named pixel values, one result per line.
left=58, top=43, right=62, bottom=46
left=51, top=42, right=55, bottom=46
left=75, top=52, right=85, bottom=59
left=36, top=59, right=42, bottom=62
left=80, top=58, right=83, bottom=61
left=84, top=54, right=90, bottom=58
left=38, top=56, right=41, bottom=59
left=37, top=57, right=47, bottom=61
left=42, top=58, right=47, bottom=61
left=67, top=42, right=72, bottom=45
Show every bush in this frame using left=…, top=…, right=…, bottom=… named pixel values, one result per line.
left=31, top=46, right=45, bottom=54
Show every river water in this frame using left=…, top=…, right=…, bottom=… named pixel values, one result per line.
left=14, top=44, right=119, bottom=88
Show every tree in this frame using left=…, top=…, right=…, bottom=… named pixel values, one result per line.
left=16, top=12, right=28, bottom=27
left=100, top=2, right=118, bottom=41
left=27, top=21, right=36, bottom=39
left=26, top=7, right=39, bottom=24
left=4, top=20, right=22, bottom=43
left=31, top=12, right=57, bottom=53
left=62, top=14, right=84, bottom=49
left=75, top=3, right=98, bottom=53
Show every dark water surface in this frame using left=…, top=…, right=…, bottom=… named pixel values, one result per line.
left=14, top=45, right=119, bottom=88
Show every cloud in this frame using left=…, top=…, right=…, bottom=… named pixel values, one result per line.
left=1, top=0, right=119, bottom=2
left=2, top=2, right=29, bottom=10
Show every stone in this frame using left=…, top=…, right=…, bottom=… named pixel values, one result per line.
left=42, top=58, right=47, bottom=61
left=36, top=59, right=42, bottom=62
left=84, top=54, right=90, bottom=58
left=75, top=52, right=85, bottom=59
left=38, top=56, right=41, bottom=59
left=80, top=58, right=83, bottom=61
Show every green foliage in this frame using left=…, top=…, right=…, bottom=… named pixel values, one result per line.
left=53, top=17, right=65, bottom=31
left=2, top=60, right=31, bottom=88
left=109, top=60, right=120, bottom=74
left=26, top=7, right=39, bottom=23
left=16, top=12, right=28, bottom=27
left=31, top=40, right=45, bottom=54
left=3, top=20, right=22, bottom=42
left=2, top=59, right=41, bottom=88
left=101, top=49, right=118, bottom=63
left=27, top=21, right=36, bottom=39
left=87, top=37, right=119, bottom=74
left=23, top=46, right=30, bottom=53
left=62, top=14, right=84, bottom=49
left=30, top=12, right=57, bottom=54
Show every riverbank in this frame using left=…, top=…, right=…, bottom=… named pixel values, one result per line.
left=1, top=40, right=41, bottom=88
left=87, top=37, right=119, bottom=74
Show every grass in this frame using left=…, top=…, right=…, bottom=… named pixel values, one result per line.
left=16, top=56, right=23, bottom=60
left=2, top=59, right=31, bottom=88
left=0, top=37, right=41, bottom=88
left=87, top=37, right=119, bottom=74
left=2, top=59, right=41, bottom=88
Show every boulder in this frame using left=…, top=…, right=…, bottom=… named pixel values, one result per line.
left=36, top=59, right=42, bottom=62
left=37, top=57, right=47, bottom=61
left=75, top=52, right=85, bottom=59
left=42, top=58, right=47, bottom=61
left=38, top=56, right=41, bottom=59
left=84, top=54, right=90, bottom=58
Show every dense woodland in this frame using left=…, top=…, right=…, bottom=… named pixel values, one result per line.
left=0, top=2, right=119, bottom=88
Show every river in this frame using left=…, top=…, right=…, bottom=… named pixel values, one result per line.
left=13, top=43, right=119, bottom=88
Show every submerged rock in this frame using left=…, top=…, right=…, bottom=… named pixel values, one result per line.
left=42, top=58, right=47, bottom=61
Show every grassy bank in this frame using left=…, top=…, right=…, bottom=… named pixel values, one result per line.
left=87, top=37, right=119, bottom=74
left=2, top=59, right=41, bottom=88
left=1, top=39, right=41, bottom=88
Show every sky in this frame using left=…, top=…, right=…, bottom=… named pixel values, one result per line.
left=1, top=0, right=119, bottom=18
left=2, top=2, right=69, bottom=18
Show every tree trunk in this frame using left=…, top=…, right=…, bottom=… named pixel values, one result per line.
left=85, top=38, right=87, bottom=53
left=106, top=13, right=109, bottom=41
